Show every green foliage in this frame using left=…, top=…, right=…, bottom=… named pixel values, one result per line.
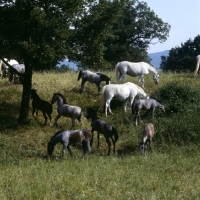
left=160, top=35, right=200, bottom=72
left=154, top=82, right=198, bottom=114
left=69, top=0, right=170, bottom=69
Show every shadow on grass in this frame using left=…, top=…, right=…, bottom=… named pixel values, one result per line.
left=0, top=102, right=20, bottom=131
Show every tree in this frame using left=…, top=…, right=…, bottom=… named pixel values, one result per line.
left=0, top=0, right=94, bottom=124
left=69, top=0, right=170, bottom=69
left=160, top=35, right=200, bottom=72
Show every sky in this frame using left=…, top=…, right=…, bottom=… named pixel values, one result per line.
left=144, top=0, right=200, bottom=53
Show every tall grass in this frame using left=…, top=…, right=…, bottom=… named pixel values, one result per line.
left=0, top=71, right=200, bottom=199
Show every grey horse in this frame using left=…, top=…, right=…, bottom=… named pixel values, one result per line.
left=132, top=98, right=165, bottom=126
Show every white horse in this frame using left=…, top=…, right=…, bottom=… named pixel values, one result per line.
left=0, top=58, right=19, bottom=78
left=100, top=82, right=149, bottom=116
left=115, top=61, right=159, bottom=88
left=194, top=55, right=200, bottom=75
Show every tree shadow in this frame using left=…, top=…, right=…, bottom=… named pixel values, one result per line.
left=0, top=102, right=20, bottom=131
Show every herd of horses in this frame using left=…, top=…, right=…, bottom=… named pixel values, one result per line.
left=1, top=55, right=200, bottom=159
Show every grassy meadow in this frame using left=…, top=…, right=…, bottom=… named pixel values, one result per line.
left=0, top=71, right=200, bottom=199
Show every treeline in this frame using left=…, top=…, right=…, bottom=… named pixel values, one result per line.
left=160, top=35, right=200, bottom=72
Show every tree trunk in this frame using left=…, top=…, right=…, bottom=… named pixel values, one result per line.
left=18, top=59, right=32, bottom=124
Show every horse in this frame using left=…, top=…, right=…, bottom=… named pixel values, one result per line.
left=51, top=93, right=82, bottom=129
left=9, top=64, right=25, bottom=83
left=100, top=82, right=149, bottom=116
left=83, top=107, right=118, bottom=155
left=47, top=129, right=92, bottom=160
left=30, top=89, right=52, bottom=126
left=115, top=61, right=159, bottom=88
left=194, top=55, right=200, bottom=75
left=0, top=58, right=19, bottom=78
left=77, top=70, right=111, bottom=93
left=139, top=123, right=155, bottom=155
left=132, top=98, right=165, bottom=126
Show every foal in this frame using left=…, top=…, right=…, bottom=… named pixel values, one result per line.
left=84, top=107, right=118, bottom=155
left=30, top=89, right=52, bottom=126
left=47, top=129, right=92, bottom=160
left=132, top=98, right=165, bottom=126
left=77, top=70, right=111, bottom=93
left=139, top=123, right=155, bottom=155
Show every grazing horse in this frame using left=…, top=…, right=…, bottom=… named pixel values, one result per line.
left=77, top=70, right=111, bottom=93
left=47, top=129, right=92, bottom=160
left=0, top=58, right=18, bottom=78
left=30, top=89, right=52, bottom=126
left=51, top=93, right=82, bottom=129
left=132, top=99, right=165, bottom=126
left=115, top=61, right=159, bottom=88
left=84, top=107, right=118, bottom=155
left=194, top=55, right=200, bottom=75
left=9, top=64, right=25, bottom=83
left=139, top=123, right=155, bottom=155
left=100, top=82, right=149, bottom=116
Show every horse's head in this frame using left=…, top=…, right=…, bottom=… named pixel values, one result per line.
left=153, top=74, right=159, bottom=85
left=106, top=77, right=111, bottom=85
left=30, top=89, right=37, bottom=99
left=139, top=142, right=146, bottom=155
left=159, top=104, right=165, bottom=113
left=83, top=107, right=97, bottom=119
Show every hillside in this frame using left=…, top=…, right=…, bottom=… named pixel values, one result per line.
left=148, top=50, right=169, bottom=69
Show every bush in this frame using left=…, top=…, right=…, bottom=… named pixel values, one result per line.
left=153, top=82, right=198, bottom=114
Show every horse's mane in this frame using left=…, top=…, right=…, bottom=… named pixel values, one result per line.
left=97, top=73, right=108, bottom=79
left=54, top=93, right=67, bottom=104
left=49, top=130, right=65, bottom=143
left=147, top=63, right=158, bottom=75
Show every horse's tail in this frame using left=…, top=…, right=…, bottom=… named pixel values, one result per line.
left=112, top=127, right=119, bottom=143
left=100, top=85, right=107, bottom=112
left=115, top=62, right=121, bottom=83
left=77, top=70, right=83, bottom=81
left=194, top=56, right=200, bottom=75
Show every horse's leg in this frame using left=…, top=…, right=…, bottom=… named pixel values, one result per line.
left=77, top=116, right=82, bottom=129
left=110, top=136, right=116, bottom=154
left=81, top=79, right=87, bottom=93
left=47, top=113, right=52, bottom=126
left=149, top=138, right=153, bottom=151
left=105, top=137, right=111, bottom=156
left=90, top=130, right=94, bottom=146
left=138, top=75, right=144, bottom=88
left=42, top=111, right=48, bottom=125
left=32, top=106, right=36, bottom=118
left=105, top=99, right=113, bottom=116
left=121, top=73, right=125, bottom=83
left=67, top=145, right=74, bottom=159
left=53, top=113, right=62, bottom=127
left=69, top=117, right=75, bottom=130
left=95, top=82, right=101, bottom=93
left=97, top=131, right=100, bottom=147
left=61, top=143, right=68, bottom=160
left=135, top=112, right=140, bottom=126
left=152, top=108, right=155, bottom=118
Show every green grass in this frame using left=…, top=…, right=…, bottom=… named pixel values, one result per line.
left=0, top=71, right=200, bottom=199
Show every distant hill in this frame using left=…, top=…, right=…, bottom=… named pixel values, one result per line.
left=148, top=50, right=169, bottom=70
left=57, top=50, right=169, bottom=71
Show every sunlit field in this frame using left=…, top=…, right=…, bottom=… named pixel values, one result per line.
left=0, top=71, right=200, bottom=199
